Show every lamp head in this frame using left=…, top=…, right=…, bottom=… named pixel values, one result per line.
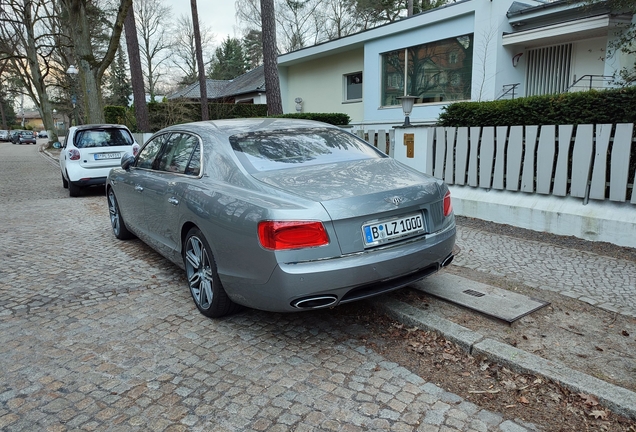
left=397, top=95, right=418, bottom=127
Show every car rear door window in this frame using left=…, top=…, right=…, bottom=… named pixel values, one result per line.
left=136, top=133, right=170, bottom=169
left=155, top=133, right=201, bottom=176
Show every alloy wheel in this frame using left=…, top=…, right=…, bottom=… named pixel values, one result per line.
left=185, top=235, right=214, bottom=310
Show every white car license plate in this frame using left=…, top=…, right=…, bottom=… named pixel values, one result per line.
left=362, top=212, right=425, bottom=247
left=95, top=152, right=122, bottom=160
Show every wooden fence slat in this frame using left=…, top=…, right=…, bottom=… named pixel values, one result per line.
left=455, top=127, right=469, bottom=185
left=366, top=129, right=375, bottom=147
left=355, top=130, right=364, bottom=140
left=493, top=126, right=508, bottom=190
left=444, top=127, right=456, bottom=184
left=609, top=123, right=633, bottom=202
left=589, top=124, right=612, bottom=200
left=553, top=125, right=574, bottom=196
left=506, top=126, right=523, bottom=191
left=468, top=127, right=480, bottom=187
left=479, top=127, right=495, bottom=189
left=434, top=127, right=446, bottom=179
left=536, top=125, right=556, bottom=194
left=377, top=130, right=388, bottom=155
left=570, top=124, right=595, bottom=198
left=521, top=126, right=539, bottom=192
left=388, top=129, right=395, bottom=158
left=425, top=128, right=435, bottom=175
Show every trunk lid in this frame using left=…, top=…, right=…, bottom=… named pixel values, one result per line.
left=253, top=158, right=446, bottom=254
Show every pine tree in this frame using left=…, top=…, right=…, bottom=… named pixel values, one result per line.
left=106, top=47, right=133, bottom=107
left=243, top=30, right=263, bottom=69
left=209, top=37, right=249, bottom=80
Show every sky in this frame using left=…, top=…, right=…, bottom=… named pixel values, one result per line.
left=164, top=0, right=239, bottom=46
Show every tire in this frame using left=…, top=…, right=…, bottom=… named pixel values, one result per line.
left=107, top=189, right=134, bottom=240
left=61, top=173, right=68, bottom=189
left=184, top=228, right=238, bottom=318
left=68, top=182, right=81, bottom=197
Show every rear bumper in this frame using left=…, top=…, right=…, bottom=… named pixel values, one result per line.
left=65, top=164, right=115, bottom=184
left=69, top=177, right=108, bottom=187
left=221, top=220, right=456, bottom=312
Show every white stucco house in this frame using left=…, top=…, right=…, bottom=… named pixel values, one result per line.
left=277, top=0, right=635, bottom=128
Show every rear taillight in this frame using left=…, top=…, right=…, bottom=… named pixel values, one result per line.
left=132, top=143, right=140, bottom=156
left=258, top=221, right=329, bottom=250
left=443, top=190, right=453, bottom=217
left=69, top=149, right=80, bottom=161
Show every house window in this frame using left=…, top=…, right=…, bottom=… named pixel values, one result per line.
left=525, top=44, right=572, bottom=96
left=345, top=72, right=363, bottom=101
left=381, top=34, right=473, bottom=106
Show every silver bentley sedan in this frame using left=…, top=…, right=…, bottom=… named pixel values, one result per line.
left=107, top=118, right=456, bottom=318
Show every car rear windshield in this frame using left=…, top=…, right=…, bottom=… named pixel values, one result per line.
left=229, top=128, right=385, bottom=173
left=74, top=128, right=134, bottom=149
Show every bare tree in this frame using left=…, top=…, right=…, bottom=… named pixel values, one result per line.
left=0, top=0, right=63, bottom=142
left=170, top=14, right=214, bottom=85
left=321, top=0, right=358, bottom=40
left=134, top=0, right=172, bottom=102
left=277, top=0, right=323, bottom=51
left=124, top=4, right=150, bottom=131
left=190, top=0, right=208, bottom=121
left=260, top=0, right=282, bottom=114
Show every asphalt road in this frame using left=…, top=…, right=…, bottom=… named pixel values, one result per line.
left=0, top=142, right=535, bottom=431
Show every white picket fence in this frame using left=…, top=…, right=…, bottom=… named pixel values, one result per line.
left=355, top=129, right=395, bottom=157
left=425, top=124, right=635, bottom=204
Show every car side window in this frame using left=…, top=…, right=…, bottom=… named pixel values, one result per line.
left=155, top=133, right=201, bottom=176
left=136, top=134, right=170, bottom=169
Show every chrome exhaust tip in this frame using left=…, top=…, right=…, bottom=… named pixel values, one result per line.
left=291, top=295, right=338, bottom=309
left=441, top=254, right=454, bottom=267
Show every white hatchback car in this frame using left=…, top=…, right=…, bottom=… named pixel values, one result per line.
left=60, top=124, right=139, bottom=197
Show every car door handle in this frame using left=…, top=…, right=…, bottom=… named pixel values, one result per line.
left=168, top=197, right=179, bottom=206
left=135, top=185, right=144, bottom=192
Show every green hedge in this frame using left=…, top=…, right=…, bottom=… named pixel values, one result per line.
left=273, top=112, right=351, bottom=126
left=106, top=102, right=350, bottom=132
left=104, top=106, right=127, bottom=125
left=437, top=87, right=636, bottom=127
left=146, top=102, right=269, bottom=132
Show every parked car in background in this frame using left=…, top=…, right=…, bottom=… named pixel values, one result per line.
left=10, top=130, right=26, bottom=144
left=0, top=130, right=9, bottom=141
left=15, top=131, right=36, bottom=145
left=60, top=124, right=139, bottom=197
left=106, top=119, right=456, bottom=318
left=38, top=130, right=48, bottom=138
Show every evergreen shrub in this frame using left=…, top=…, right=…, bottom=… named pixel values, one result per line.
left=437, top=87, right=636, bottom=127
left=273, top=112, right=351, bottom=126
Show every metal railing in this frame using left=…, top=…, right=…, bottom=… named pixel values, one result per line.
left=496, top=83, right=520, bottom=100
left=566, top=75, right=614, bottom=92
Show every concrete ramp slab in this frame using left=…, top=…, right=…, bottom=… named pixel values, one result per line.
left=414, top=273, right=550, bottom=323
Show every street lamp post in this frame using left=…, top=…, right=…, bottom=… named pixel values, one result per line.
left=66, top=65, right=79, bottom=126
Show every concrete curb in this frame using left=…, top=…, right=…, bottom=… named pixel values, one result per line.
left=373, top=297, right=636, bottom=420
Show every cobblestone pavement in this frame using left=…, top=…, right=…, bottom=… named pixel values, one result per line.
left=0, top=143, right=536, bottom=431
left=453, top=226, right=636, bottom=318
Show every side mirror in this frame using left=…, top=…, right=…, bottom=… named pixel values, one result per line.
left=121, top=153, right=136, bottom=170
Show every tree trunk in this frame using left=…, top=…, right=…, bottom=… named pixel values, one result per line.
left=125, top=5, right=151, bottom=132
left=260, top=0, right=283, bottom=115
left=61, top=0, right=132, bottom=124
left=191, top=0, right=208, bottom=121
